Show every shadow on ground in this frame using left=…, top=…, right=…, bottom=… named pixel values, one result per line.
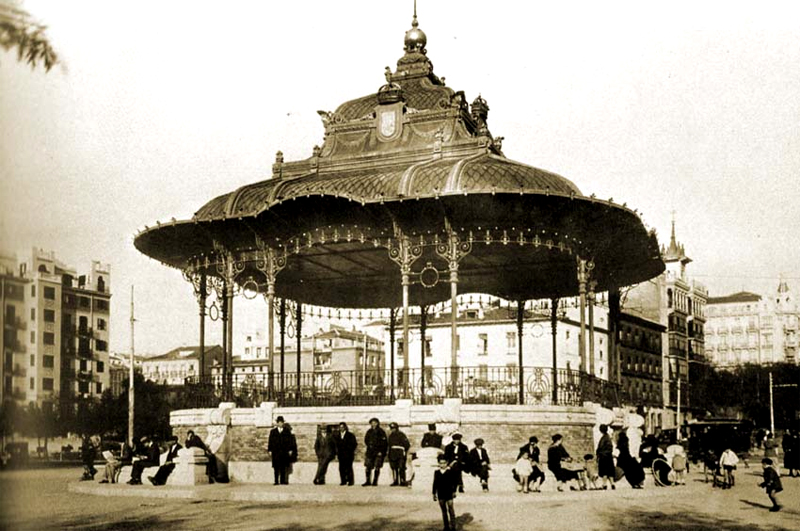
left=604, top=507, right=795, bottom=531
left=53, top=513, right=482, bottom=531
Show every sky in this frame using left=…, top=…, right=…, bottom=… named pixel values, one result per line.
left=2, top=1, right=800, bottom=356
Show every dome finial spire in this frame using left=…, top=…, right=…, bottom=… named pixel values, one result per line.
left=403, top=0, right=427, bottom=54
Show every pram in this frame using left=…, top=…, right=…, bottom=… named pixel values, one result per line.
left=651, top=458, right=674, bottom=487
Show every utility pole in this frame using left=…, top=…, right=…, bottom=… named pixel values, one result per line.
left=769, top=372, right=774, bottom=435
left=676, top=377, right=682, bottom=440
left=128, top=286, right=135, bottom=447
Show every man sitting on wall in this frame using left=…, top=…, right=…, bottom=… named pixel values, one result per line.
left=128, top=437, right=159, bottom=485
left=149, top=436, right=182, bottom=486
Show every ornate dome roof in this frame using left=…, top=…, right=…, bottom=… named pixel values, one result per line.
left=134, top=10, right=664, bottom=308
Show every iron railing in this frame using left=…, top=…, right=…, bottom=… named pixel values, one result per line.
left=183, top=366, right=625, bottom=409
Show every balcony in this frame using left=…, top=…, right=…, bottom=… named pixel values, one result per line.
left=12, top=365, right=26, bottom=377
left=78, top=370, right=93, bottom=380
left=11, top=341, right=26, bottom=354
left=77, top=348, right=93, bottom=359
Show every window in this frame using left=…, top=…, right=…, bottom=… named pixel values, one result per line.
left=506, top=331, right=516, bottom=351
left=79, top=316, right=88, bottom=332
left=43, top=355, right=54, bottom=368
left=256, top=347, right=262, bottom=357
left=31, top=308, right=35, bottom=321
left=44, top=309, right=55, bottom=322
left=30, top=354, right=35, bottom=367
left=478, top=333, right=488, bottom=356
left=95, top=299, right=109, bottom=312
left=424, top=336, right=432, bottom=358
left=31, top=285, right=35, bottom=297
left=43, top=378, right=54, bottom=391
left=43, top=332, right=54, bottom=345
left=96, top=382, right=102, bottom=394
left=96, top=318, right=106, bottom=331
left=245, top=347, right=251, bottom=356
left=79, top=359, right=87, bottom=371
left=96, top=361, right=104, bottom=373
left=78, top=381, right=89, bottom=394
left=30, top=377, right=35, bottom=390
left=44, top=286, right=55, bottom=300
left=96, top=340, right=107, bottom=352
left=30, top=331, right=35, bottom=344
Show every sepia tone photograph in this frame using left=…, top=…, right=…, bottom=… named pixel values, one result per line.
left=1, top=1, right=799, bottom=529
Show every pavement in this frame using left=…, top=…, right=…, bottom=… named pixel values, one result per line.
left=2, top=466, right=799, bottom=530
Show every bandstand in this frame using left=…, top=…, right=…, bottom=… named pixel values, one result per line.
left=134, top=9, right=663, bottom=474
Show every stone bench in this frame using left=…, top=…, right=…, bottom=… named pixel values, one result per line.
left=117, top=447, right=210, bottom=486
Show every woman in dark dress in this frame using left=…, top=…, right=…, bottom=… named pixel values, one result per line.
left=617, top=429, right=645, bottom=489
left=547, top=434, right=583, bottom=491
left=782, top=429, right=798, bottom=477
left=596, top=424, right=616, bottom=490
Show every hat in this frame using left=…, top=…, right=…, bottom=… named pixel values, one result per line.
left=474, top=438, right=484, bottom=446
left=389, top=422, right=399, bottom=429
left=428, top=423, right=437, bottom=431
left=451, top=432, right=462, bottom=440
left=437, top=454, right=448, bottom=462
left=551, top=434, right=563, bottom=442
left=276, top=416, right=285, bottom=423
left=369, top=417, right=380, bottom=424
left=528, top=436, right=538, bottom=443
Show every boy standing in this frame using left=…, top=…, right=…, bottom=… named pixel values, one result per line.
left=759, top=458, right=783, bottom=512
left=433, top=455, right=458, bottom=531
left=719, top=448, right=739, bottom=489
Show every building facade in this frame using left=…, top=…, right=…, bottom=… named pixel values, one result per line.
left=1, top=249, right=111, bottom=407
left=705, top=281, right=800, bottom=367
left=623, top=221, right=707, bottom=429
left=142, top=345, right=223, bottom=386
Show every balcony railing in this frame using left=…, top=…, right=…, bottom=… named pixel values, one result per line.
left=12, top=366, right=26, bottom=377
left=183, top=366, right=625, bottom=409
left=11, top=341, right=26, bottom=354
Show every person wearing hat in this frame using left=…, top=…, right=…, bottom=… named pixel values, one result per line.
left=128, top=436, right=159, bottom=485
left=469, top=438, right=491, bottom=491
left=363, top=418, right=388, bottom=486
left=268, top=416, right=297, bottom=485
left=421, top=423, right=443, bottom=449
left=516, top=436, right=545, bottom=492
left=149, top=435, right=182, bottom=486
left=335, top=422, right=358, bottom=486
left=387, top=422, right=410, bottom=486
left=443, top=432, right=471, bottom=493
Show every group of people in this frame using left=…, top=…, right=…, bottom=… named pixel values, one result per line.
left=87, top=430, right=218, bottom=486
left=311, top=419, right=414, bottom=487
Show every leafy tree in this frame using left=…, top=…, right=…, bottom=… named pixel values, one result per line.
left=0, top=0, right=58, bottom=71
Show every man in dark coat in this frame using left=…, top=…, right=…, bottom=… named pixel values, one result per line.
left=268, top=416, right=297, bottom=485
left=185, top=430, right=219, bottom=483
left=387, top=422, right=411, bottom=486
left=443, top=432, right=471, bottom=493
left=421, top=423, right=443, bottom=449
left=363, top=418, right=387, bottom=486
left=313, top=425, right=337, bottom=485
left=515, top=436, right=545, bottom=491
left=149, top=436, right=182, bottom=486
left=128, top=437, right=159, bottom=485
left=335, top=422, right=358, bottom=486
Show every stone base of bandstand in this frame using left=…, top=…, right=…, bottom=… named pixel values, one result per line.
left=169, top=399, right=645, bottom=487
